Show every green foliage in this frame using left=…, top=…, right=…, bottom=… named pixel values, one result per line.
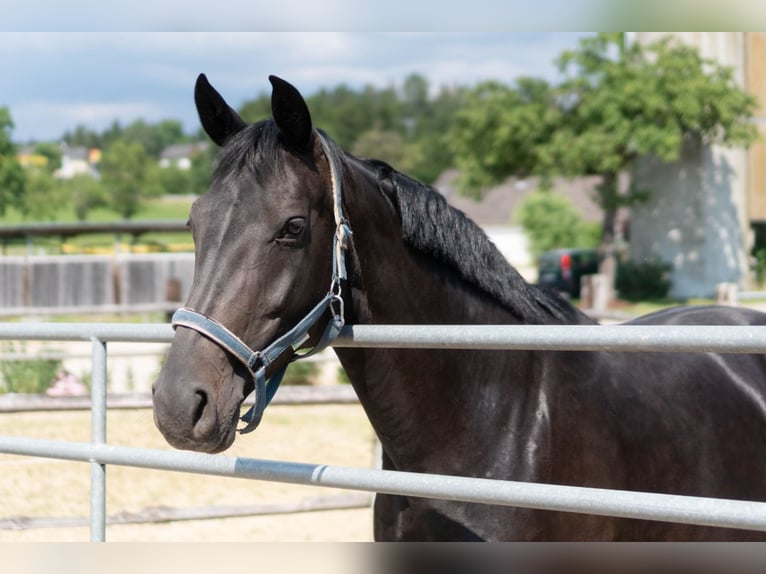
left=187, top=144, right=215, bottom=195
left=156, top=165, right=194, bottom=196
left=516, top=191, right=601, bottom=258
left=549, top=33, right=758, bottom=213
left=18, top=169, right=66, bottom=221
left=0, top=106, right=25, bottom=216
left=0, top=342, right=62, bottom=394
left=238, top=73, right=463, bottom=185
left=65, top=174, right=109, bottom=221
left=282, top=360, right=320, bottom=386
left=62, top=119, right=191, bottom=159
left=352, top=129, right=408, bottom=168
left=32, top=142, right=63, bottom=173
left=100, top=140, right=163, bottom=218
left=448, top=79, right=563, bottom=194
left=616, top=258, right=672, bottom=301
left=337, top=366, right=351, bottom=385
left=752, top=248, right=766, bottom=287
left=449, top=33, right=759, bottom=213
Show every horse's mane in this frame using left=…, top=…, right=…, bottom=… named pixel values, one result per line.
left=361, top=158, right=590, bottom=325
left=212, top=121, right=282, bottom=184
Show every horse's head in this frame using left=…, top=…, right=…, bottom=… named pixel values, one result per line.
left=152, top=74, right=341, bottom=453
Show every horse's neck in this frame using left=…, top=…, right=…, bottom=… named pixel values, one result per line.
left=335, top=170, right=533, bottom=471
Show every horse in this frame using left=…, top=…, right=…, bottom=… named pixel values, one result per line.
left=152, top=73, right=766, bottom=541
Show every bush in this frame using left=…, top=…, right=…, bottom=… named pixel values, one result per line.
left=281, top=360, right=320, bottom=386
left=516, top=191, right=601, bottom=258
left=0, top=342, right=62, bottom=394
left=752, top=248, right=766, bottom=287
left=616, top=259, right=672, bottom=301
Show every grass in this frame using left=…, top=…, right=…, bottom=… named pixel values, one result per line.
left=1, top=196, right=195, bottom=255
left=0, top=196, right=195, bottom=225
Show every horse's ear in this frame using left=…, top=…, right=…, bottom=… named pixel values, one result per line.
left=269, top=75, right=313, bottom=151
left=194, top=74, right=247, bottom=147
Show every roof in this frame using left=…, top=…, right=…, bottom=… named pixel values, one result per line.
left=160, top=142, right=208, bottom=160
left=434, top=169, right=607, bottom=227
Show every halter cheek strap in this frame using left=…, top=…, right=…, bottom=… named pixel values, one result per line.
left=171, top=132, right=351, bottom=434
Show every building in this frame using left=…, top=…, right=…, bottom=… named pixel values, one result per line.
left=629, top=32, right=765, bottom=298
left=159, top=142, right=208, bottom=170
left=54, top=144, right=100, bottom=179
left=436, top=169, right=604, bottom=279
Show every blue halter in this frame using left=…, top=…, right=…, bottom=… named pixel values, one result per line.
left=171, top=133, right=351, bottom=434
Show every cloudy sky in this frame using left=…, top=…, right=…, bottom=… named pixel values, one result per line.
left=3, top=0, right=762, bottom=144
left=0, top=32, right=593, bottom=143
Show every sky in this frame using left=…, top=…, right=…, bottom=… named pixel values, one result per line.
left=3, top=0, right=764, bottom=144
left=1, top=32, right=591, bottom=143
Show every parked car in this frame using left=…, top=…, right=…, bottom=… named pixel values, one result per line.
left=536, top=248, right=601, bottom=298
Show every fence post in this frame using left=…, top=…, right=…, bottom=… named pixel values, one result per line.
left=90, top=337, right=107, bottom=542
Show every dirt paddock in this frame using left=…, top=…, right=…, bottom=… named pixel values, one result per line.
left=0, top=403, right=377, bottom=542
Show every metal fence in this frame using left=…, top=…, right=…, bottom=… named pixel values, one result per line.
left=0, top=253, right=194, bottom=315
left=2, top=322, right=766, bottom=541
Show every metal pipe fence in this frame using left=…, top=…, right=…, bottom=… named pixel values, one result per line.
left=2, top=322, right=766, bottom=541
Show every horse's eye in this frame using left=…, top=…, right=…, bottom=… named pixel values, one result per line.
left=286, top=218, right=305, bottom=236
left=277, top=217, right=306, bottom=244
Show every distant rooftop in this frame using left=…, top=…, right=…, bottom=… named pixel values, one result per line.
left=434, top=169, right=606, bottom=227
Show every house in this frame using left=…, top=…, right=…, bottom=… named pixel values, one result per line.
left=16, top=146, right=49, bottom=170
left=159, top=142, right=208, bottom=170
left=54, top=145, right=100, bottom=179
left=435, top=169, right=604, bottom=279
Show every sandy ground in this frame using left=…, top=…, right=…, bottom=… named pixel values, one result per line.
left=0, top=404, right=377, bottom=542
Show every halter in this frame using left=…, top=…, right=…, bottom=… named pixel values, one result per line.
left=171, top=133, right=351, bottom=434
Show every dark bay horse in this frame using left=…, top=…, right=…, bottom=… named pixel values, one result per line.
left=152, top=74, right=766, bottom=541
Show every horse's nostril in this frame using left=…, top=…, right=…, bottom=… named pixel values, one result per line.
left=192, top=389, right=208, bottom=426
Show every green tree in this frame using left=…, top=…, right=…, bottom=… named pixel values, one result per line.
left=352, top=129, right=408, bottom=167
left=0, top=107, right=25, bottom=216
left=238, top=93, right=271, bottom=124
left=517, top=191, right=600, bottom=258
left=550, top=33, right=758, bottom=244
left=32, top=142, right=63, bottom=173
left=236, top=76, right=464, bottom=185
left=65, top=174, right=108, bottom=221
left=188, top=143, right=215, bottom=195
left=453, top=33, right=758, bottom=225
left=449, top=33, right=759, bottom=290
left=449, top=78, right=563, bottom=195
left=19, top=169, right=66, bottom=221
left=100, top=139, right=162, bottom=219
left=156, top=164, right=193, bottom=196
left=123, top=119, right=189, bottom=157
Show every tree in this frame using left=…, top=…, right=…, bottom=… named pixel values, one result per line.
left=352, top=129, right=408, bottom=168
left=550, top=33, right=758, bottom=245
left=236, top=77, right=463, bottom=185
left=100, top=139, right=162, bottom=219
left=448, top=78, right=563, bottom=195
left=449, top=33, right=759, bottom=291
left=0, top=107, right=25, bottom=216
left=32, top=142, right=63, bottom=173
left=65, top=174, right=108, bottom=221
left=19, top=169, right=65, bottom=221
left=517, top=191, right=601, bottom=258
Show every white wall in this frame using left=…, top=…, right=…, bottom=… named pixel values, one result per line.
left=629, top=32, right=750, bottom=298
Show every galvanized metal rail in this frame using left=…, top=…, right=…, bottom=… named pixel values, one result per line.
left=2, top=321, right=766, bottom=541
left=2, top=322, right=766, bottom=353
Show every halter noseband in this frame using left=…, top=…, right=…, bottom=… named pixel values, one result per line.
left=170, top=133, right=351, bottom=434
